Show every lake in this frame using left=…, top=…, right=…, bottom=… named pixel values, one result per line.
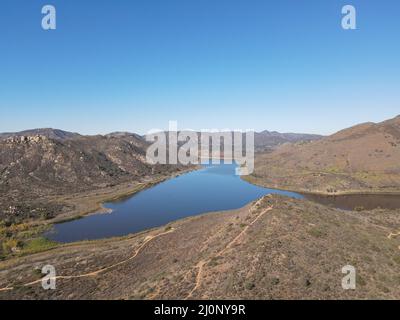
left=45, top=162, right=302, bottom=242
left=46, top=162, right=400, bottom=243
left=304, top=193, right=400, bottom=211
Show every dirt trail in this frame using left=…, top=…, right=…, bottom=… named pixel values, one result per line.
left=0, top=228, right=176, bottom=292
left=387, top=231, right=400, bottom=239
left=185, top=205, right=273, bottom=299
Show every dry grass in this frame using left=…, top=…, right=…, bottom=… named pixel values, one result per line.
left=1, top=195, right=399, bottom=300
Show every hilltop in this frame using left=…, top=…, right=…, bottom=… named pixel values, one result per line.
left=0, top=128, right=81, bottom=141
left=254, top=130, right=322, bottom=151
left=247, top=115, right=400, bottom=194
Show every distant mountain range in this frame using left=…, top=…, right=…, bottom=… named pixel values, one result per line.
left=0, top=128, right=81, bottom=141
left=254, top=130, right=322, bottom=151
left=247, top=115, right=400, bottom=194
left=0, top=128, right=323, bottom=151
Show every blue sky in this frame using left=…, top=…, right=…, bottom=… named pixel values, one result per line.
left=0, top=0, right=399, bottom=135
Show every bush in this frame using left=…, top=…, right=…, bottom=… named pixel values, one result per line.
left=307, top=227, right=327, bottom=238
left=2, top=238, right=23, bottom=254
left=40, top=211, right=53, bottom=220
left=22, top=237, right=58, bottom=255
left=245, top=281, right=255, bottom=290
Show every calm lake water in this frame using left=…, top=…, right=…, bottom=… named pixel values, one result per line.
left=46, top=162, right=400, bottom=243
left=304, top=193, right=400, bottom=211
left=46, top=163, right=302, bottom=243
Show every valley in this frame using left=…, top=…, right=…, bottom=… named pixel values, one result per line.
left=1, top=117, right=400, bottom=300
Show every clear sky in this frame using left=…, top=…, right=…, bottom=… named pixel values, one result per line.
left=0, top=0, right=399, bottom=135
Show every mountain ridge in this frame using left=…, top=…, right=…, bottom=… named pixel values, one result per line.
left=1, top=128, right=324, bottom=152
left=0, top=128, right=81, bottom=141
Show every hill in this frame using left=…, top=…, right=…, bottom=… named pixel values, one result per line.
left=0, top=131, right=188, bottom=223
left=247, top=115, right=400, bottom=194
left=0, top=128, right=81, bottom=141
left=254, top=130, right=322, bottom=151
left=1, top=195, right=399, bottom=299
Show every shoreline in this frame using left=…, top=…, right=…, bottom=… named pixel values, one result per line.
left=51, top=165, right=201, bottom=225
left=2, top=193, right=400, bottom=299
left=7, top=164, right=400, bottom=261
left=3, top=166, right=201, bottom=260
left=49, top=166, right=400, bottom=229
left=0, top=198, right=258, bottom=272
left=241, top=175, right=400, bottom=197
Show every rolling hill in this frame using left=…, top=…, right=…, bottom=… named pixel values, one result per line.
left=247, top=115, right=400, bottom=194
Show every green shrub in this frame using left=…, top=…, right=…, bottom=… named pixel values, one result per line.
left=21, top=237, right=58, bottom=255
left=2, top=238, right=23, bottom=254
left=307, top=227, right=327, bottom=238
left=245, top=281, right=255, bottom=290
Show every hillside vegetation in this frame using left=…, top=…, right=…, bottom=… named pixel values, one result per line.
left=248, top=116, right=400, bottom=194
left=1, top=195, right=399, bottom=299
